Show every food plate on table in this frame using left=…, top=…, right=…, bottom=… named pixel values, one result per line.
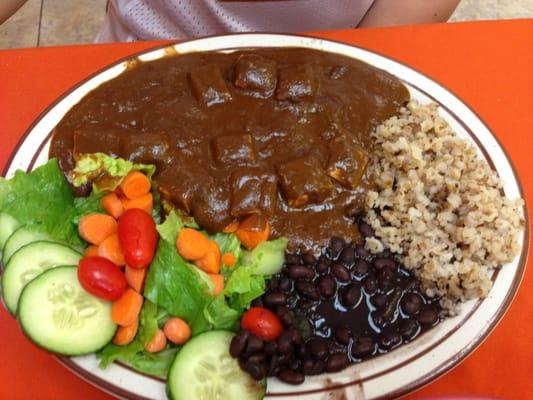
left=0, top=34, right=527, bottom=400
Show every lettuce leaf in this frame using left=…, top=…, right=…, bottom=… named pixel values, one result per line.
left=71, top=153, right=155, bottom=192
left=72, top=191, right=105, bottom=225
left=0, top=159, right=81, bottom=245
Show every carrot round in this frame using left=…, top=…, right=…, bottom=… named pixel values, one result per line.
left=120, top=171, right=151, bottom=200
left=111, top=288, right=143, bottom=327
left=84, top=245, right=100, bottom=258
left=145, top=329, right=167, bottom=353
left=236, top=215, right=271, bottom=249
left=195, top=240, right=221, bottom=274
left=222, top=220, right=239, bottom=233
left=78, top=213, right=117, bottom=245
left=176, top=228, right=211, bottom=261
left=221, top=252, right=236, bottom=267
left=122, top=193, right=153, bottom=214
left=163, top=317, right=191, bottom=345
left=102, top=192, right=124, bottom=219
left=98, top=233, right=126, bottom=266
left=208, top=273, right=225, bottom=296
left=112, top=318, right=139, bottom=346
left=125, top=265, right=147, bottom=293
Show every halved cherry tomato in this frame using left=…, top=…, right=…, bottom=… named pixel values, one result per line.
left=78, top=256, right=127, bottom=301
left=240, top=307, right=283, bottom=341
left=117, top=208, right=158, bottom=269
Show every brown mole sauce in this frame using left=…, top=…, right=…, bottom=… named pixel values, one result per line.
left=49, top=48, right=409, bottom=249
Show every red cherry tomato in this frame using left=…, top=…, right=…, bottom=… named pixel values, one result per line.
left=241, top=307, right=283, bottom=341
left=78, top=256, right=127, bottom=301
left=117, top=208, right=158, bottom=269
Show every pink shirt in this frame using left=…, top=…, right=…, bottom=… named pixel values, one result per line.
left=96, top=0, right=375, bottom=42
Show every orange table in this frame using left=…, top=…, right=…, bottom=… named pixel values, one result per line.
left=1, top=20, right=532, bottom=400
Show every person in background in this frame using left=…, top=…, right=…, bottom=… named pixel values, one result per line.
left=1, top=0, right=461, bottom=41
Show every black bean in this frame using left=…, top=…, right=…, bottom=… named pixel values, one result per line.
left=327, top=341, right=346, bottom=355
left=355, top=245, right=369, bottom=259
left=418, top=307, right=439, bottom=326
left=334, top=328, right=351, bottom=345
left=246, top=335, right=264, bottom=354
left=341, top=284, right=362, bottom=308
left=308, top=338, right=328, bottom=361
left=344, top=202, right=362, bottom=218
left=288, top=358, right=301, bottom=372
left=263, top=293, right=287, bottom=308
left=276, top=306, right=294, bottom=327
left=247, top=352, right=266, bottom=364
left=315, top=260, right=329, bottom=274
left=287, top=265, right=315, bottom=281
left=363, top=276, right=378, bottom=294
left=251, top=297, right=264, bottom=308
left=339, top=247, right=356, bottom=266
left=229, top=330, right=249, bottom=358
left=399, top=319, right=420, bottom=340
left=374, top=257, right=396, bottom=271
left=358, top=220, right=375, bottom=238
left=267, top=276, right=280, bottom=291
left=288, top=326, right=303, bottom=345
left=372, top=312, right=386, bottom=328
left=264, top=340, right=277, bottom=356
left=371, top=293, right=388, bottom=308
left=296, top=344, right=306, bottom=358
left=328, top=236, right=345, bottom=256
left=296, top=299, right=315, bottom=311
left=243, top=361, right=267, bottom=380
left=326, top=354, right=350, bottom=372
left=379, top=331, right=402, bottom=350
left=351, top=337, right=375, bottom=358
left=278, top=277, right=292, bottom=293
left=277, top=330, right=293, bottom=354
left=318, top=276, right=336, bottom=298
left=401, top=293, right=423, bottom=316
left=295, top=281, right=320, bottom=300
left=378, top=268, right=395, bottom=291
left=285, top=253, right=301, bottom=266
left=302, top=252, right=317, bottom=266
left=353, top=260, right=369, bottom=277
left=303, top=359, right=325, bottom=375
left=331, top=263, right=350, bottom=282
left=277, top=368, right=305, bottom=385
left=268, top=354, right=281, bottom=375
left=294, top=317, right=313, bottom=341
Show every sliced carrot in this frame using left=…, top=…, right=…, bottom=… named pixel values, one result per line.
left=221, top=252, right=237, bottom=267
left=236, top=215, right=271, bottom=249
left=102, top=192, right=124, bottom=219
left=195, top=240, right=221, bottom=274
left=98, top=233, right=126, bottom=266
left=125, top=265, right=147, bottom=293
left=122, top=193, right=153, bottom=214
left=78, top=213, right=117, bottom=245
left=208, top=273, right=225, bottom=296
left=84, top=245, right=99, bottom=258
left=120, top=171, right=151, bottom=200
left=111, top=288, right=143, bottom=327
left=112, top=318, right=139, bottom=346
left=145, top=329, right=167, bottom=353
left=176, top=228, right=211, bottom=261
left=163, top=317, right=192, bottom=345
left=222, top=220, right=239, bottom=233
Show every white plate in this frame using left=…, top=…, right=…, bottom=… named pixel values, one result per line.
left=4, top=34, right=528, bottom=400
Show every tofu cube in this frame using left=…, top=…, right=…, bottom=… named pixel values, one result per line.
left=189, top=64, right=232, bottom=107
left=277, top=155, right=333, bottom=207
left=234, top=54, right=277, bottom=97
left=230, top=167, right=277, bottom=217
left=326, top=136, right=369, bottom=189
left=212, top=133, right=256, bottom=165
left=276, top=65, right=317, bottom=103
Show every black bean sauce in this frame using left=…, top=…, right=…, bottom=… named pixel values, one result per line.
left=231, top=236, right=441, bottom=384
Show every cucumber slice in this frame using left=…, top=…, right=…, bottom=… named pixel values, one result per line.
left=168, top=330, right=266, bottom=400
left=0, top=213, right=21, bottom=252
left=18, top=266, right=116, bottom=355
left=245, top=237, right=288, bottom=276
left=2, top=226, right=49, bottom=265
left=1, top=241, right=82, bottom=314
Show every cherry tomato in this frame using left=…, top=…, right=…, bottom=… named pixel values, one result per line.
left=241, top=307, right=283, bottom=341
left=117, top=208, right=158, bottom=269
left=78, top=256, right=127, bottom=301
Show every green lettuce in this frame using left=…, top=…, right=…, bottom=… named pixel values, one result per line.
left=71, top=153, right=155, bottom=192
left=72, top=191, right=105, bottom=225
left=97, top=300, right=176, bottom=376
left=0, top=159, right=81, bottom=245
